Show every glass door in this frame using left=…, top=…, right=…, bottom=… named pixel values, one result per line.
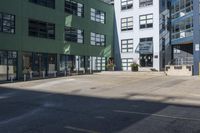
left=140, top=54, right=153, bottom=67
left=7, top=51, right=17, bottom=80
left=0, top=51, right=8, bottom=81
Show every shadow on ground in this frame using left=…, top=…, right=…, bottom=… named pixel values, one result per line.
left=0, top=86, right=200, bottom=133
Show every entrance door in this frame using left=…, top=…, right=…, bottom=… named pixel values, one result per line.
left=0, top=51, right=8, bottom=81
left=33, top=53, right=47, bottom=78
left=0, top=51, right=17, bottom=81
left=7, top=51, right=17, bottom=80
left=140, top=54, right=153, bottom=67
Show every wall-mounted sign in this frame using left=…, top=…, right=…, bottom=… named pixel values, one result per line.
left=195, top=44, right=200, bottom=51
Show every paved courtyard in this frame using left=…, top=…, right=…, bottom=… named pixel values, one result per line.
left=0, top=72, right=200, bottom=133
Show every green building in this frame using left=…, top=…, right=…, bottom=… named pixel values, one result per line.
left=0, top=0, right=114, bottom=81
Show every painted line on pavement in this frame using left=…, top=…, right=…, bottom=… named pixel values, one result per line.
left=113, top=110, right=200, bottom=122
left=65, top=126, right=100, bottom=133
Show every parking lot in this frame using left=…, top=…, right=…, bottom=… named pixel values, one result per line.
left=0, top=72, right=200, bottom=133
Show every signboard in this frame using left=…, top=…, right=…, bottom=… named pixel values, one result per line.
left=195, top=44, right=200, bottom=51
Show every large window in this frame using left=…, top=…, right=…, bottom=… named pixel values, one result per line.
left=171, top=17, right=193, bottom=40
left=139, top=14, right=153, bottom=29
left=65, top=0, right=84, bottom=17
left=122, top=58, right=133, bottom=71
left=90, top=32, right=106, bottom=46
left=95, top=57, right=106, bottom=71
left=91, top=8, right=105, bottom=24
left=121, top=0, right=133, bottom=10
left=121, top=17, right=133, bottom=31
left=65, top=27, right=84, bottom=44
left=171, top=0, right=193, bottom=19
left=29, top=0, right=55, bottom=9
left=139, top=0, right=153, bottom=7
left=0, top=12, right=15, bottom=34
left=121, top=39, right=133, bottom=53
left=29, top=19, right=55, bottom=39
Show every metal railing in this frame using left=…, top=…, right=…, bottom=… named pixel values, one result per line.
left=170, top=57, right=193, bottom=66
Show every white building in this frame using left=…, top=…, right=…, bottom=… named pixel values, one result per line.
left=114, top=0, right=169, bottom=71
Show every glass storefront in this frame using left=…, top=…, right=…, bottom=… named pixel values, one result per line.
left=21, top=53, right=106, bottom=79
left=0, top=51, right=17, bottom=81
left=22, top=52, right=57, bottom=78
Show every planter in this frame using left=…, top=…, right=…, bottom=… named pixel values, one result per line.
left=107, top=67, right=114, bottom=71
left=130, top=63, right=139, bottom=72
left=131, top=66, right=138, bottom=72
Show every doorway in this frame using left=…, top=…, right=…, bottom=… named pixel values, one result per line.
left=140, top=54, right=153, bottom=67
left=0, top=51, right=17, bottom=81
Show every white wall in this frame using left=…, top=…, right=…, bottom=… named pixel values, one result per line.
left=114, top=0, right=161, bottom=71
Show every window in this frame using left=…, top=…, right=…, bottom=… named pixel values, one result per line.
left=139, top=14, right=153, bottom=29
left=91, top=8, right=105, bottom=24
left=65, top=0, right=84, bottom=17
left=122, top=58, right=133, bottom=71
left=121, top=0, right=133, bottom=10
left=29, top=0, right=55, bottom=9
left=0, top=12, right=15, bottom=34
left=29, top=19, right=55, bottom=39
left=65, top=27, right=84, bottom=44
left=90, top=32, right=106, bottom=46
left=95, top=57, right=106, bottom=71
left=121, top=17, right=133, bottom=31
left=140, top=37, right=153, bottom=42
left=171, top=0, right=193, bottom=19
left=174, top=46, right=181, bottom=54
left=139, top=0, right=153, bottom=7
left=121, top=39, right=133, bottom=53
left=171, top=17, right=193, bottom=40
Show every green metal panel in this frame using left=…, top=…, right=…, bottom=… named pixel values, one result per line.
left=0, top=0, right=114, bottom=57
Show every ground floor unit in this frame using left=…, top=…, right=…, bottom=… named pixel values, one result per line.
left=0, top=50, right=108, bottom=82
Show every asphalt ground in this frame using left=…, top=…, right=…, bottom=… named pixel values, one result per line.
left=0, top=72, right=200, bottom=133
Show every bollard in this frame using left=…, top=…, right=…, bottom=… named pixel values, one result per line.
left=42, top=71, right=45, bottom=78
left=10, top=76, right=13, bottom=83
left=24, top=74, right=26, bottom=81
left=64, top=70, right=67, bottom=76
left=54, top=71, right=56, bottom=77
left=83, top=68, right=86, bottom=74
left=30, top=72, right=33, bottom=80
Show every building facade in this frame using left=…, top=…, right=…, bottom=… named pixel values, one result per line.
left=114, top=0, right=169, bottom=71
left=170, top=0, right=193, bottom=65
left=170, top=0, right=200, bottom=75
left=0, top=0, right=114, bottom=81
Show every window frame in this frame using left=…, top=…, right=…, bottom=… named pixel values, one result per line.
left=139, top=0, right=153, bottom=7
left=121, top=39, right=133, bottom=53
left=0, top=12, right=15, bottom=34
left=28, top=19, right=55, bottom=40
left=64, top=26, right=84, bottom=44
left=121, top=58, right=133, bottom=71
left=139, top=14, right=153, bottom=29
left=121, top=0, right=133, bottom=10
left=90, top=8, right=106, bottom=24
left=29, top=0, right=55, bottom=9
left=65, top=0, right=84, bottom=17
left=121, top=17, right=133, bottom=31
left=90, top=32, right=106, bottom=46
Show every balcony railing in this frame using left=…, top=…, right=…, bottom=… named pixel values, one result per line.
left=172, top=29, right=193, bottom=40
left=170, top=57, right=193, bottom=66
